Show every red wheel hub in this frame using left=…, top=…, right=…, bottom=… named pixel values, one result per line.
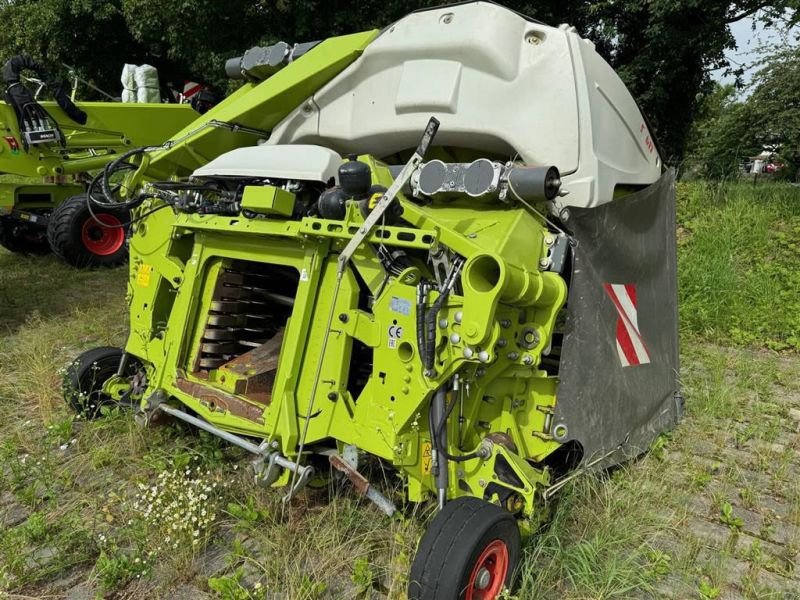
left=81, top=214, right=124, bottom=256
left=466, top=539, right=509, bottom=600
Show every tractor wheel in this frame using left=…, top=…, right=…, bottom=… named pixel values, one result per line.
left=408, top=497, right=521, bottom=600
left=0, top=215, right=50, bottom=255
left=63, top=347, right=142, bottom=419
left=47, top=195, right=129, bottom=268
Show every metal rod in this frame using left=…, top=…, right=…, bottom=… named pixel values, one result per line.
left=366, top=486, right=397, bottom=518
left=158, top=404, right=266, bottom=455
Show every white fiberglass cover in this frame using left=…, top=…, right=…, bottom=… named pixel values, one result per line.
left=193, top=144, right=342, bottom=182
left=271, top=3, right=579, bottom=169
left=269, top=2, right=661, bottom=207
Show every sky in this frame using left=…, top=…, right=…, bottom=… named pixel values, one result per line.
left=714, top=12, right=799, bottom=92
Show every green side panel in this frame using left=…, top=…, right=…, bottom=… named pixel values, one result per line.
left=141, top=30, right=379, bottom=179
left=0, top=102, right=197, bottom=177
left=0, top=182, right=84, bottom=214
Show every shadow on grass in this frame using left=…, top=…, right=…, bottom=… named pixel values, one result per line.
left=0, top=249, right=128, bottom=335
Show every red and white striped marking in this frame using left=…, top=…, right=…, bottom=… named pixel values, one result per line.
left=182, top=81, right=203, bottom=100
left=603, top=283, right=651, bottom=367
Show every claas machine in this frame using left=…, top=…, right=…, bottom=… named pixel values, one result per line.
left=63, top=3, right=682, bottom=597
left=0, top=56, right=197, bottom=266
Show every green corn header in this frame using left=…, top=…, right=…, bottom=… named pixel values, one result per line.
left=0, top=57, right=197, bottom=265
left=64, top=3, right=681, bottom=598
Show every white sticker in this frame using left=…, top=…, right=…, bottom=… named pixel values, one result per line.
left=300, top=268, right=309, bottom=282
left=388, top=338, right=397, bottom=349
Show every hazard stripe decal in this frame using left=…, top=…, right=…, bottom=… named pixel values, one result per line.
left=603, top=283, right=651, bottom=367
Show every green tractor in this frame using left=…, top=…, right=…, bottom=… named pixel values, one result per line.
left=64, top=3, right=681, bottom=597
left=0, top=56, right=197, bottom=266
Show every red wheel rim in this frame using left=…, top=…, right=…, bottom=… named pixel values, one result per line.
left=81, top=214, right=124, bottom=256
left=466, top=539, right=509, bottom=600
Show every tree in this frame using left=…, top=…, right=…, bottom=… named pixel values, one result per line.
left=683, top=84, right=758, bottom=178
left=747, top=47, right=800, bottom=170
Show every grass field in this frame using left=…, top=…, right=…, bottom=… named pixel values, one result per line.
left=1, top=181, right=799, bottom=599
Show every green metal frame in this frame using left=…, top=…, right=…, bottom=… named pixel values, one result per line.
left=108, top=28, right=569, bottom=528
left=0, top=100, right=197, bottom=217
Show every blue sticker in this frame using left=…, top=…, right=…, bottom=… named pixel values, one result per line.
left=390, top=296, right=411, bottom=316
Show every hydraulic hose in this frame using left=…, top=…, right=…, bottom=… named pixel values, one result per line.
left=3, top=55, right=87, bottom=125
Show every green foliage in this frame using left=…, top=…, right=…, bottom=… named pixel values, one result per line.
left=351, top=556, right=375, bottom=594
left=719, top=501, right=744, bottom=531
left=226, top=495, right=269, bottom=529
left=686, top=46, right=800, bottom=179
left=683, top=84, right=760, bottom=178
left=748, top=47, right=800, bottom=171
left=677, top=181, right=800, bottom=350
left=208, top=567, right=252, bottom=600
left=94, top=549, right=148, bottom=591
left=698, top=578, right=722, bottom=599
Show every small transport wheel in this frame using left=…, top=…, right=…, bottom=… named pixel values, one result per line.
left=408, top=497, right=521, bottom=600
left=0, top=215, right=50, bottom=254
left=63, top=347, right=141, bottom=419
left=47, top=195, right=129, bottom=268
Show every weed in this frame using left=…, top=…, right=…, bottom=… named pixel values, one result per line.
left=698, top=578, right=721, bottom=599
left=352, top=556, right=375, bottom=594
left=208, top=567, right=251, bottom=600
left=719, top=501, right=744, bottom=531
left=226, top=495, right=269, bottom=530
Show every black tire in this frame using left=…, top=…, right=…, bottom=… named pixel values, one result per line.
left=0, top=215, right=51, bottom=255
left=63, top=347, right=141, bottom=419
left=47, top=195, right=129, bottom=268
left=409, top=497, right=521, bottom=600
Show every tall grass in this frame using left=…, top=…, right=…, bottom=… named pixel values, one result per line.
left=677, top=180, right=800, bottom=350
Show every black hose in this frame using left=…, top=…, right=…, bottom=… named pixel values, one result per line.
left=85, top=172, right=170, bottom=229
left=416, top=283, right=428, bottom=369
left=428, top=382, right=480, bottom=464
left=3, top=55, right=86, bottom=124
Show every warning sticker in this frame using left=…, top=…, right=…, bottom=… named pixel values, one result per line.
left=421, top=442, right=433, bottom=475
left=4, top=136, right=20, bottom=155
left=136, top=263, right=153, bottom=287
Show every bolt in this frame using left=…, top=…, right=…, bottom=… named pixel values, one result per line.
left=524, top=331, right=538, bottom=345
left=478, top=478, right=486, bottom=488
left=496, top=339, right=507, bottom=348
left=463, top=347, right=474, bottom=359
left=539, top=257, right=550, bottom=268
left=500, top=319, right=511, bottom=328
left=454, top=311, right=463, bottom=323
left=475, top=568, right=491, bottom=591
left=507, top=351, right=519, bottom=360
left=465, top=323, right=478, bottom=337
left=402, top=386, right=410, bottom=394
left=476, top=368, right=486, bottom=377
left=439, top=318, right=448, bottom=329
left=523, top=354, right=534, bottom=365
left=478, top=351, right=490, bottom=363
left=327, top=392, right=338, bottom=401
left=338, top=313, right=349, bottom=323
left=404, top=375, right=411, bottom=383
left=544, top=235, right=555, bottom=246
left=450, top=333, right=461, bottom=344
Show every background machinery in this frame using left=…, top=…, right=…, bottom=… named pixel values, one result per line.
left=64, top=3, right=681, bottom=597
left=0, top=56, right=197, bottom=266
